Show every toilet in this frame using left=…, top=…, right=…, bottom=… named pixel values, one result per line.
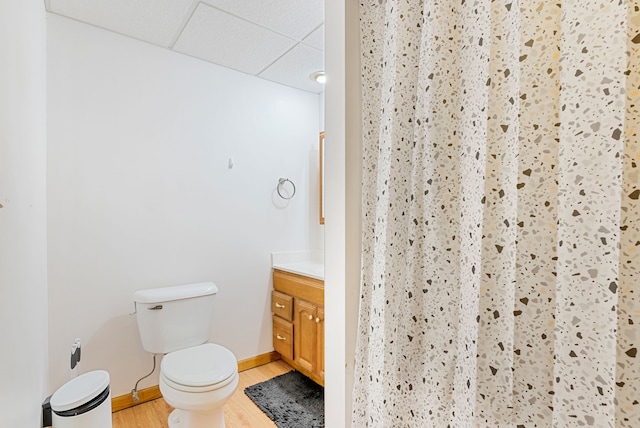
left=133, top=282, right=238, bottom=428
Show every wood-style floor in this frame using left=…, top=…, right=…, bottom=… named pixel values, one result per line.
left=112, top=360, right=292, bottom=428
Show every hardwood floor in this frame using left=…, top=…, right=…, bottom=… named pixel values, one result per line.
left=112, top=360, right=293, bottom=428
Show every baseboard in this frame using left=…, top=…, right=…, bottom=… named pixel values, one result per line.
left=111, top=351, right=281, bottom=412
left=237, top=351, right=281, bottom=372
left=112, top=385, right=162, bottom=413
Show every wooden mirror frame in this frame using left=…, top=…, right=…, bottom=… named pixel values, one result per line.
left=319, top=131, right=325, bottom=225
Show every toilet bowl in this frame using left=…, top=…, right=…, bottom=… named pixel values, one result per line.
left=133, top=282, right=238, bottom=428
left=160, top=343, right=239, bottom=428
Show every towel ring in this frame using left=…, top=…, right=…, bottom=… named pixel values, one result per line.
left=277, top=178, right=296, bottom=200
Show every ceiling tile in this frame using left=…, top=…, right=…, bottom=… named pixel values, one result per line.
left=174, top=3, right=296, bottom=75
left=302, top=25, right=324, bottom=51
left=259, top=45, right=324, bottom=94
left=202, top=0, right=323, bottom=41
left=48, top=0, right=195, bottom=47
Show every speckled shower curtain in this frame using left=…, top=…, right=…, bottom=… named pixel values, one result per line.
left=353, top=1, right=640, bottom=427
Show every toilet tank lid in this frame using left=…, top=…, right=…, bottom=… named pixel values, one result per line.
left=133, top=282, right=218, bottom=304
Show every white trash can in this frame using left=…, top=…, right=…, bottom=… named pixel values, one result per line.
left=50, top=370, right=112, bottom=428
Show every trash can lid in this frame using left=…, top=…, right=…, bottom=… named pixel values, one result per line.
left=50, top=370, right=110, bottom=412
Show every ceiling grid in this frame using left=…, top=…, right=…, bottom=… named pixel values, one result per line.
left=47, top=0, right=325, bottom=93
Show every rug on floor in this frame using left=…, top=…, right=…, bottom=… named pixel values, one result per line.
left=244, top=370, right=324, bottom=428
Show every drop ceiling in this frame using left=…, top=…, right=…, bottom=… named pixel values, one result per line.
left=45, top=0, right=325, bottom=94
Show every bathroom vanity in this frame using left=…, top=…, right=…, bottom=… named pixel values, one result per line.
left=271, top=267, right=324, bottom=386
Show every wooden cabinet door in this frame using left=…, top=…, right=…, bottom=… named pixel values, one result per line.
left=294, top=299, right=318, bottom=374
left=316, top=306, right=324, bottom=381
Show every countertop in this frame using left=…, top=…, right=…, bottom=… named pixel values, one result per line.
left=271, top=250, right=324, bottom=281
left=272, top=260, right=324, bottom=281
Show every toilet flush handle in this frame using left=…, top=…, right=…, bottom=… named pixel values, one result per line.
left=148, top=305, right=163, bottom=310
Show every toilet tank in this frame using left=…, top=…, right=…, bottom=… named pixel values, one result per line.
left=133, top=282, right=218, bottom=354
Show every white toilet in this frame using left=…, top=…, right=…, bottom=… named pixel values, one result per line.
left=133, top=282, right=238, bottom=428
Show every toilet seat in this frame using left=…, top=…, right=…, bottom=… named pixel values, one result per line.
left=161, top=343, right=237, bottom=393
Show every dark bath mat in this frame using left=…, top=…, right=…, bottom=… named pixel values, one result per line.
left=244, top=370, right=324, bottom=428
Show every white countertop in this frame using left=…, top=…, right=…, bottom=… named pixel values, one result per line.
left=271, top=250, right=324, bottom=281
left=272, top=261, right=324, bottom=281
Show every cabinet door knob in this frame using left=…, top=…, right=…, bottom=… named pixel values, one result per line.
left=316, top=317, right=321, bottom=323
left=276, top=334, right=287, bottom=341
left=308, top=314, right=314, bottom=320
left=275, top=302, right=286, bottom=308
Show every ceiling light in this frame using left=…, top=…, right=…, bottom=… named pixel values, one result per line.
left=310, top=71, right=326, bottom=84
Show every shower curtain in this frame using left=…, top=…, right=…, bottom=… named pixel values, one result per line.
left=353, top=1, right=639, bottom=427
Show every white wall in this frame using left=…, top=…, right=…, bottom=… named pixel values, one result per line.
left=325, top=1, right=361, bottom=427
left=344, top=0, right=362, bottom=424
left=0, top=0, right=49, bottom=425
left=47, top=14, right=322, bottom=397
left=319, top=93, right=325, bottom=131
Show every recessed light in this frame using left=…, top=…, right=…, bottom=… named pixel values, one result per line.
left=309, top=71, right=326, bottom=84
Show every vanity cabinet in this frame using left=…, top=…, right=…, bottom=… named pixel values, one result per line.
left=272, top=269, right=324, bottom=385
